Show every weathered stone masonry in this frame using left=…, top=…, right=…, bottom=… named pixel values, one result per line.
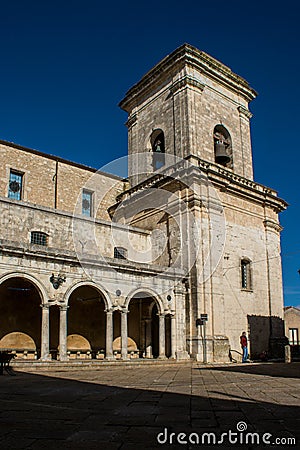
left=0, top=44, right=287, bottom=362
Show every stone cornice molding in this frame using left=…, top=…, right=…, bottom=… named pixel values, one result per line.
left=193, top=157, right=287, bottom=213
left=170, top=75, right=205, bottom=95
left=0, top=196, right=149, bottom=236
left=115, top=156, right=287, bottom=213
left=0, top=239, right=185, bottom=280
left=263, top=220, right=283, bottom=233
left=238, top=105, right=253, bottom=119
left=126, top=113, right=138, bottom=129
left=119, top=43, right=257, bottom=112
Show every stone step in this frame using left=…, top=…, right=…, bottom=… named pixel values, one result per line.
left=11, top=358, right=186, bottom=371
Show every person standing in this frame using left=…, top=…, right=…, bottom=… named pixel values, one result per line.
left=240, top=331, right=248, bottom=363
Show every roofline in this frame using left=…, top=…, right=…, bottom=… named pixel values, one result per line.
left=119, top=43, right=257, bottom=112
left=284, top=306, right=300, bottom=312
left=0, top=139, right=124, bottom=181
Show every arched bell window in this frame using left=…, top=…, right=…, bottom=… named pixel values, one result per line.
left=151, top=129, right=165, bottom=171
left=213, top=125, right=232, bottom=167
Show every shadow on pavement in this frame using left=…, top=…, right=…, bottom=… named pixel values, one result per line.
left=0, top=365, right=299, bottom=449
left=195, top=361, right=300, bottom=378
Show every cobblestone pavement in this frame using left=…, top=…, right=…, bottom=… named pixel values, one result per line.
left=0, top=362, right=299, bottom=449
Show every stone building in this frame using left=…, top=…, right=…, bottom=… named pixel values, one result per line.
left=0, top=44, right=287, bottom=363
left=284, top=306, right=300, bottom=357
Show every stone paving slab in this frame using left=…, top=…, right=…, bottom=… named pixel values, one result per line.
left=0, top=362, right=299, bottom=449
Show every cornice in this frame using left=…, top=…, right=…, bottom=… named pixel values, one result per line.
left=115, top=156, right=287, bottom=214
left=0, top=140, right=122, bottom=181
left=0, top=239, right=185, bottom=280
left=125, top=113, right=138, bottom=129
left=238, top=105, right=253, bottom=119
left=170, top=74, right=205, bottom=95
left=263, top=220, right=283, bottom=233
left=0, top=196, right=149, bottom=236
left=119, top=44, right=257, bottom=112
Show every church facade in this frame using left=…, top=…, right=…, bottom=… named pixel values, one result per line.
left=0, top=44, right=287, bottom=363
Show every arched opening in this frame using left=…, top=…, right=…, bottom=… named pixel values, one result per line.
left=213, top=125, right=232, bottom=167
left=67, top=285, right=106, bottom=359
left=0, top=277, right=42, bottom=359
left=151, top=129, right=165, bottom=171
left=127, top=293, right=160, bottom=358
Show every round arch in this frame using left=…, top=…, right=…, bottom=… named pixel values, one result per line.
left=213, top=123, right=233, bottom=167
left=64, top=281, right=111, bottom=310
left=0, top=271, right=48, bottom=304
left=125, top=287, right=164, bottom=313
left=0, top=273, right=43, bottom=358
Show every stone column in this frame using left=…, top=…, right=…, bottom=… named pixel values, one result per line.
left=174, top=284, right=190, bottom=360
left=145, top=318, right=152, bottom=358
left=59, top=306, right=68, bottom=361
left=121, top=309, right=128, bottom=360
left=158, top=313, right=166, bottom=359
left=40, top=305, right=50, bottom=361
left=105, top=309, right=114, bottom=360
left=170, top=314, right=176, bottom=359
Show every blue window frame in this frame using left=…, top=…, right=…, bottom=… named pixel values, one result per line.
left=82, top=190, right=93, bottom=217
left=8, top=170, right=23, bottom=200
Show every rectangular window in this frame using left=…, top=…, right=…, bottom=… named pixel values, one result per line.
left=8, top=170, right=23, bottom=200
left=82, top=190, right=93, bottom=217
left=241, top=259, right=252, bottom=290
left=31, top=231, right=48, bottom=246
left=289, top=328, right=299, bottom=346
left=114, top=247, right=127, bottom=260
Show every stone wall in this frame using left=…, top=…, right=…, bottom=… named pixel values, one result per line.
left=0, top=142, right=124, bottom=221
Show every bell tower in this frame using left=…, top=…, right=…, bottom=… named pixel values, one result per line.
left=119, top=44, right=257, bottom=186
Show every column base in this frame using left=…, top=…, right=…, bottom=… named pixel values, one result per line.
left=105, top=355, right=115, bottom=361
left=59, top=356, right=69, bottom=362
left=187, top=335, right=230, bottom=363
left=158, top=355, right=167, bottom=360
left=175, top=351, right=190, bottom=360
left=196, top=353, right=205, bottom=362
left=40, top=355, right=52, bottom=362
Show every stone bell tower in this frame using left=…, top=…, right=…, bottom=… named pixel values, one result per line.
left=119, top=43, right=257, bottom=186
left=118, top=44, right=287, bottom=362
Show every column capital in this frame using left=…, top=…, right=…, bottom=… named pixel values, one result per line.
left=40, top=304, right=50, bottom=310
left=59, top=305, right=69, bottom=311
left=104, top=308, right=114, bottom=314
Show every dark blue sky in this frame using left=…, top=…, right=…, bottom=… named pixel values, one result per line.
left=1, top=1, right=299, bottom=306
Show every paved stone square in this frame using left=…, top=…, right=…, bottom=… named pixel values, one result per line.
left=0, top=362, right=299, bottom=449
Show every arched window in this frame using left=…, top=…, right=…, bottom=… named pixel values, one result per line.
left=114, top=247, right=127, bottom=260
left=151, top=129, right=165, bottom=171
left=241, top=259, right=252, bottom=290
left=31, top=231, right=48, bottom=246
left=213, top=125, right=232, bottom=167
